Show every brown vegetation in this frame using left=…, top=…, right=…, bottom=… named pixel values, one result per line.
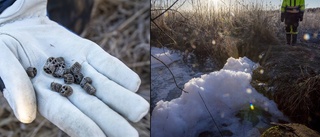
left=151, top=2, right=281, bottom=70
left=252, top=44, right=320, bottom=132
left=261, top=123, right=320, bottom=137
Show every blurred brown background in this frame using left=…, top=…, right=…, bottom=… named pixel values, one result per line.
left=0, top=0, right=150, bottom=136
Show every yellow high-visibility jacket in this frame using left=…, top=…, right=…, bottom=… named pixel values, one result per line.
left=281, top=0, right=305, bottom=13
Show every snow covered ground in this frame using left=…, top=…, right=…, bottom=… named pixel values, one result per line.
left=151, top=47, right=288, bottom=137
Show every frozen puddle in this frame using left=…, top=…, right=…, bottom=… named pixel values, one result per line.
left=151, top=57, right=288, bottom=137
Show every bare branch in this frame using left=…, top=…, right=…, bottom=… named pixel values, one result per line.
left=151, top=54, right=189, bottom=93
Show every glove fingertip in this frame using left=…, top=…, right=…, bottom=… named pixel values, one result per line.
left=129, top=74, right=141, bottom=92
left=17, top=112, right=36, bottom=123
left=16, top=100, right=37, bottom=123
left=129, top=99, right=150, bottom=123
left=132, top=108, right=149, bottom=123
left=3, top=88, right=37, bottom=123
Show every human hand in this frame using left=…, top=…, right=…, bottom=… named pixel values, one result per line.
left=0, top=0, right=149, bottom=136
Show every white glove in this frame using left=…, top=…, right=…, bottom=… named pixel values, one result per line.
left=0, top=0, right=149, bottom=137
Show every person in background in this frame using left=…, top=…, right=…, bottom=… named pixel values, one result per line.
left=281, top=0, right=305, bottom=46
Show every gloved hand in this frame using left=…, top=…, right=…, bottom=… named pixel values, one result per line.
left=0, top=0, right=149, bottom=137
left=281, top=12, right=285, bottom=22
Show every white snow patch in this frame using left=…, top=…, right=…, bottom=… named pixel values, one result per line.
left=151, top=57, right=287, bottom=137
left=151, top=47, right=181, bottom=68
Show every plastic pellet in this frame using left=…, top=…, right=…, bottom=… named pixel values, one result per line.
left=26, top=67, right=37, bottom=78
left=83, top=83, right=96, bottom=95
left=48, top=57, right=58, bottom=66
left=47, top=57, right=55, bottom=63
left=53, top=64, right=66, bottom=78
left=70, top=62, right=81, bottom=74
left=64, top=68, right=71, bottom=74
left=63, top=74, right=74, bottom=84
left=73, top=72, right=84, bottom=84
left=43, top=63, right=56, bottom=74
left=60, top=85, right=73, bottom=97
left=50, top=82, right=62, bottom=92
left=80, top=77, right=92, bottom=88
left=44, top=57, right=59, bottom=74
left=55, top=57, right=65, bottom=65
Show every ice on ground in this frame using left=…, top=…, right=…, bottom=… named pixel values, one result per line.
left=151, top=47, right=181, bottom=68
left=151, top=57, right=288, bottom=137
left=151, top=47, right=198, bottom=111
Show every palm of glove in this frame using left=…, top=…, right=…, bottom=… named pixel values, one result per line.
left=0, top=13, right=149, bottom=137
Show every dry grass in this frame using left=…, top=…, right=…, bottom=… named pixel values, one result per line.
left=151, top=2, right=319, bottom=69
left=0, top=0, right=150, bottom=136
left=252, top=44, right=320, bottom=132
left=275, top=75, right=320, bottom=124
left=151, top=2, right=281, bottom=69
left=261, top=123, right=320, bottom=137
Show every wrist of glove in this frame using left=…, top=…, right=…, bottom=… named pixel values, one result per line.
left=0, top=10, right=149, bottom=137
left=281, top=12, right=285, bottom=22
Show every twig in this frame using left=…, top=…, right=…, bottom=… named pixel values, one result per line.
left=151, top=20, right=177, bottom=46
left=196, top=90, right=224, bottom=137
left=127, top=61, right=150, bottom=68
left=151, top=8, right=189, bottom=21
left=117, top=4, right=149, bottom=31
left=30, top=120, right=47, bottom=137
left=151, top=0, right=179, bottom=21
